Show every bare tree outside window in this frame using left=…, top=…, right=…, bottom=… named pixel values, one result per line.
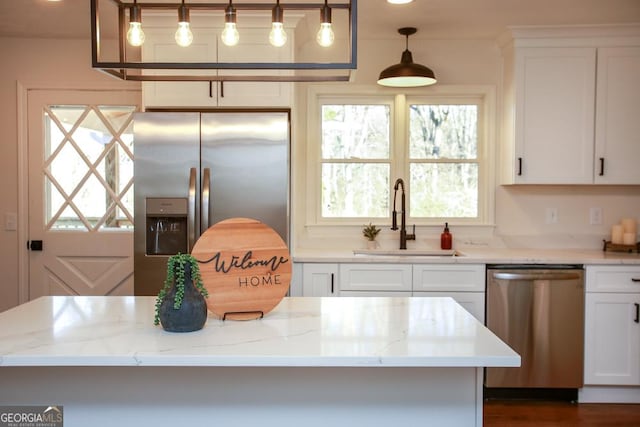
left=321, top=104, right=390, bottom=218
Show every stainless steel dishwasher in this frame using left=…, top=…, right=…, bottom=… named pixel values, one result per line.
left=485, top=265, right=585, bottom=391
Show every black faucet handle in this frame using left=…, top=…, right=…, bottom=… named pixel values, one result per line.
left=391, top=210, right=398, bottom=230
left=407, top=224, right=416, bottom=240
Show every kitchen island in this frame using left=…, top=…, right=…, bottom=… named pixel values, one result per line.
left=0, top=296, right=519, bottom=427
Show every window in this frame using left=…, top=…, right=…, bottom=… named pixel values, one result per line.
left=44, top=105, right=136, bottom=230
left=316, top=90, right=489, bottom=224
left=320, top=102, right=393, bottom=218
left=408, top=103, right=479, bottom=218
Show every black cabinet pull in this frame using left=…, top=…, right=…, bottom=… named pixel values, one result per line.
left=330, top=273, right=334, bottom=294
left=635, top=303, right=639, bottom=323
left=599, top=157, right=605, bottom=176
left=631, top=278, right=640, bottom=283
left=517, top=157, right=522, bottom=176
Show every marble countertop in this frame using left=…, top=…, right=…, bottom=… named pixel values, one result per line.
left=293, top=247, right=640, bottom=265
left=0, top=296, right=519, bottom=368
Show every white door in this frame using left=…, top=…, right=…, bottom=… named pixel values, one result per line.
left=27, top=89, right=139, bottom=299
left=584, top=293, right=640, bottom=385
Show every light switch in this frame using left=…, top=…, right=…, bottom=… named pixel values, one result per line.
left=5, top=212, right=17, bottom=231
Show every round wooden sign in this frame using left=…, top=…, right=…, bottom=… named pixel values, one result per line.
left=191, top=217, right=291, bottom=320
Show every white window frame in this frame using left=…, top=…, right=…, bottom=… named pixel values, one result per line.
left=305, top=84, right=496, bottom=227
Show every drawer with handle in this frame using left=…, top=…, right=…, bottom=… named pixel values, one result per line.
left=586, top=265, right=640, bottom=293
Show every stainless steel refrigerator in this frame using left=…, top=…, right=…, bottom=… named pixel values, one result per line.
left=133, top=111, right=290, bottom=295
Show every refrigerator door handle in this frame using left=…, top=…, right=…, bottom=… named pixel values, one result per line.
left=188, top=167, right=197, bottom=251
left=202, top=167, right=211, bottom=233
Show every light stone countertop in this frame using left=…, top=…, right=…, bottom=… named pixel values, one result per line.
left=0, top=296, right=519, bottom=368
left=293, top=247, right=640, bottom=265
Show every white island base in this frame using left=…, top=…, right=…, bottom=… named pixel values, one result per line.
left=0, top=297, right=519, bottom=427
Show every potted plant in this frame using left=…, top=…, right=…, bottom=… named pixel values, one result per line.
left=154, top=253, right=209, bottom=332
left=362, top=223, right=381, bottom=249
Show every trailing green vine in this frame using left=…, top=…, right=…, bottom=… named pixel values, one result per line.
left=154, top=253, right=209, bottom=325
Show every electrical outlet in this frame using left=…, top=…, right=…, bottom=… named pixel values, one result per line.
left=589, top=207, right=603, bottom=225
left=545, top=208, right=558, bottom=224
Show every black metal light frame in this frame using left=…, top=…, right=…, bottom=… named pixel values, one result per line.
left=90, top=0, right=357, bottom=82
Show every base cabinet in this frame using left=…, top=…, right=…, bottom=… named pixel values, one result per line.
left=301, top=263, right=338, bottom=297
left=301, top=262, right=485, bottom=321
left=584, top=266, right=640, bottom=386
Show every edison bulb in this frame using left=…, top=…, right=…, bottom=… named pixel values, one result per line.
left=269, top=22, right=287, bottom=47
left=127, top=22, right=145, bottom=46
left=221, top=22, right=239, bottom=46
left=316, top=22, right=334, bottom=47
left=175, top=22, right=193, bottom=47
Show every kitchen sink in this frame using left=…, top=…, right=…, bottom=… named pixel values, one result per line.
left=353, top=249, right=465, bottom=257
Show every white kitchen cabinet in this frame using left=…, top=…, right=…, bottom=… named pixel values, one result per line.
left=414, top=291, right=485, bottom=323
left=500, top=26, right=640, bottom=185
left=339, top=264, right=412, bottom=293
left=584, top=265, right=640, bottom=386
left=302, top=263, right=338, bottom=297
left=504, top=47, right=596, bottom=184
left=413, top=264, right=485, bottom=322
left=142, top=25, right=292, bottom=108
left=413, top=264, right=485, bottom=292
left=594, top=47, right=640, bottom=184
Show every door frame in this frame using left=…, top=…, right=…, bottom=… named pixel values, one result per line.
left=16, top=81, right=141, bottom=304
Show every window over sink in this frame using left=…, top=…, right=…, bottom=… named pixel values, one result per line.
left=311, top=87, right=492, bottom=225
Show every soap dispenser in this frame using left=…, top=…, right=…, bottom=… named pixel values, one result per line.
left=440, top=222, right=452, bottom=250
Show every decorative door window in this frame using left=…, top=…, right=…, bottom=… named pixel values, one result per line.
left=43, top=105, right=136, bottom=230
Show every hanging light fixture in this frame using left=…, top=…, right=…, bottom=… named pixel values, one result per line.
left=269, top=0, right=287, bottom=47
left=175, top=0, right=194, bottom=47
left=377, top=27, right=436, bottom=87
left=221, top=0, right=240, bottom=46
left=91, top=0, right=358, bottom=82
left=316, top=0, right=335, bottom=47
left=126, top=0, right=145, bottom=46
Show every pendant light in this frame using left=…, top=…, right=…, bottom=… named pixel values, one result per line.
left=269, top=0, right=287, bottom=47
left=175, top=0, right=193, bottom=47
left=316, top=0, right=335, bottom=47
left=221, top=0, right=239, bottom=46
left=126, top=0, right=145, bottom=46
left=377, top=27, right=436, bottom=87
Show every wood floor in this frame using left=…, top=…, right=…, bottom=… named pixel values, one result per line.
left=484, top=400, right=640, bottom=426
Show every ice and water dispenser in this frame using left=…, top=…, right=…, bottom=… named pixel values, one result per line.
left=145, top=198, right=188, bottom=256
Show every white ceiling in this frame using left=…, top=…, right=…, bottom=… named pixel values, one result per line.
left=1, top=0, right=639, bottom=40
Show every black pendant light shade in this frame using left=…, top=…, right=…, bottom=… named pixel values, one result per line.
left=378, top=27, right=436, bottom=87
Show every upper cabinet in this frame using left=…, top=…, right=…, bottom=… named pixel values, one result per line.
left=594, top=47, right=640, bottom=184
left=500, top=26, right=640, bottom=185
left=141, top=17, right=293, bottom=109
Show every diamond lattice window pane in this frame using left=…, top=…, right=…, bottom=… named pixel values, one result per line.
left=44, top=112, right=67, bottom=155
left=51, top=205, right=83, bottom=230
left=45, top=176, right=65, bottom=220
left=74, top=109, right=112, bottom=164
left=48, top=142, right=89, bottom=197
left=73, top=174, right=107, bottom=228
left=99, top=105, right=136, bottom=133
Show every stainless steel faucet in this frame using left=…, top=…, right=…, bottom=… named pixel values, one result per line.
left=391, top=178, right=416, bottom=249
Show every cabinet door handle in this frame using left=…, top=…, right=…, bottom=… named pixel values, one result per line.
left=631, top=278, right=640, bottom=283
left=517, top=157, right=523, bottom=176
left=599, top=157, right=605, bottom=176
left=330, top=273, right=334, bottom=294
left=635, top=303, right=639, bottom=324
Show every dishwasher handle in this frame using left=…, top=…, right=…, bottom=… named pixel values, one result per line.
left=492, top=271, right=582, bottom=281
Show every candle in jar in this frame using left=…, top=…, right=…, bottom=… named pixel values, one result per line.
left=623, top=232, right=636, bottom=245
left=621, top=218, right=637, bottom=236
left=611, top=224, right=624, bottom=244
